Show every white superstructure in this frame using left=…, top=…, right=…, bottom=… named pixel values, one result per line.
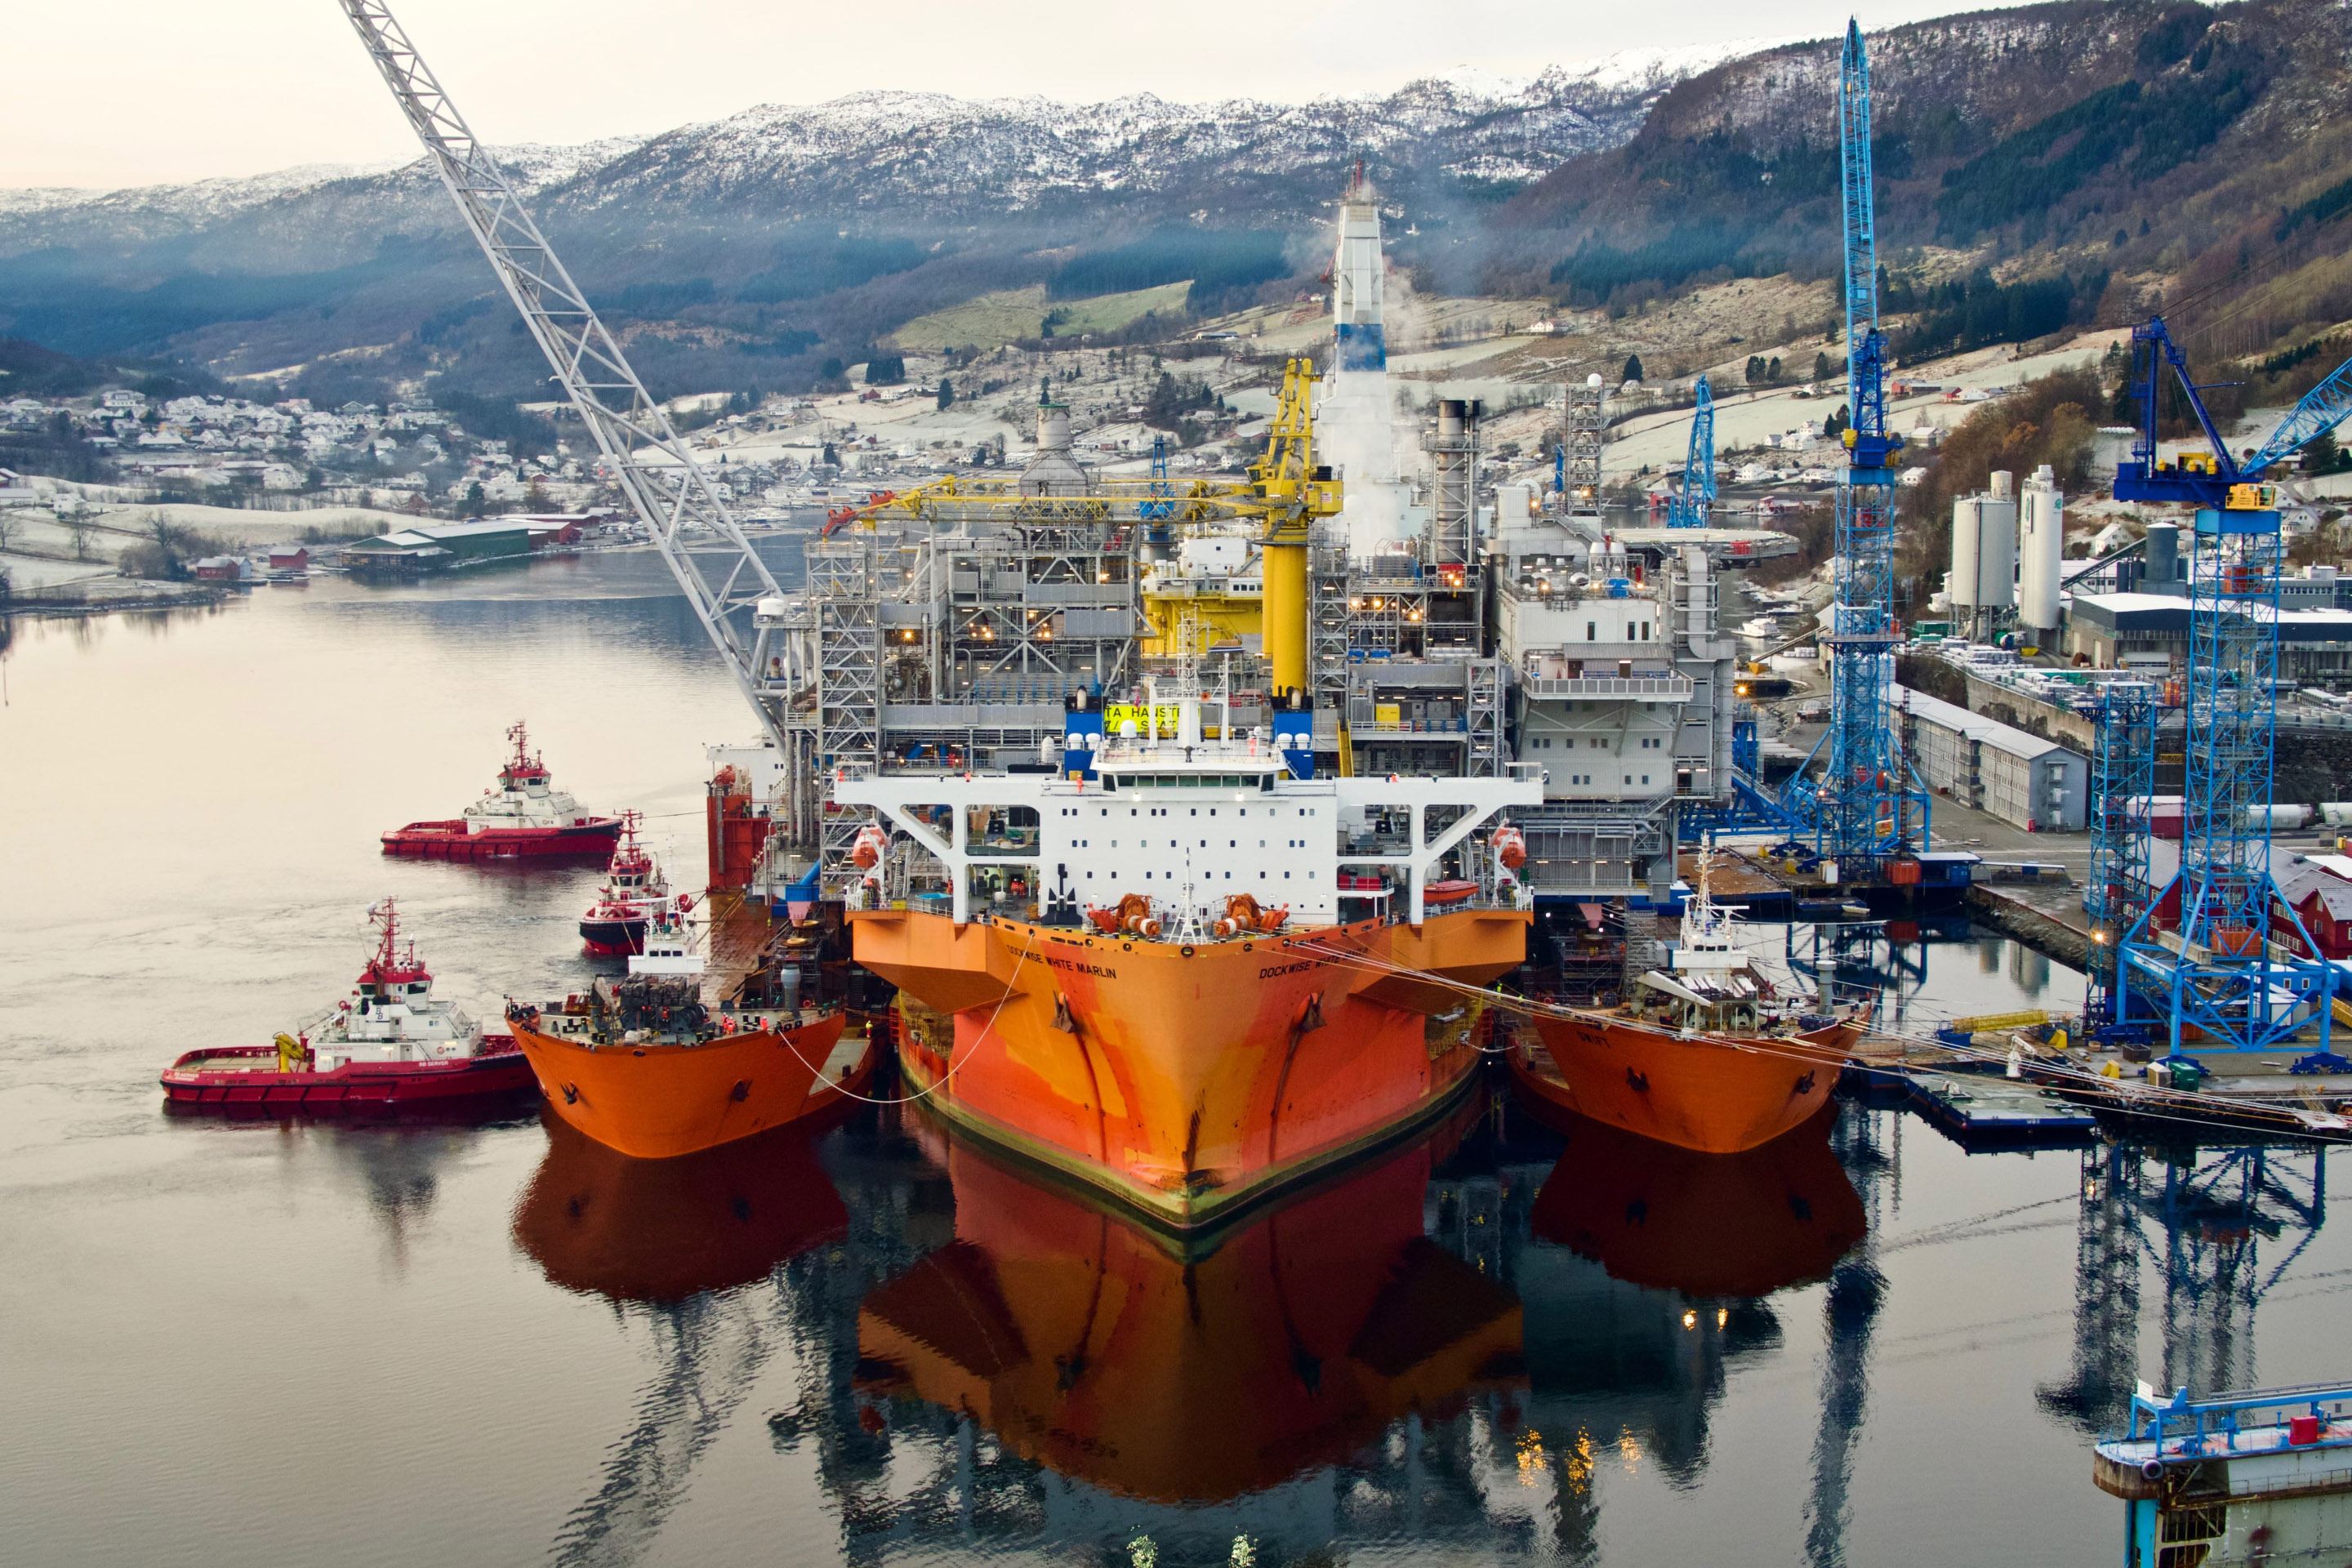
left=464, top=721, right=592, bottom=831
left=305, top=903, right=483, bottom=1071
left=835, top=681, right=1539, bottom=931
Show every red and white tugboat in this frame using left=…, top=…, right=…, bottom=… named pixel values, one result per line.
left=382, top=721, right=623, bottom=862
left=579, top=811, right=693, bottom=956
left=161, top=900, right=537, bottom=1111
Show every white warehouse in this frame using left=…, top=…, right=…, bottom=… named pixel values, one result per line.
left=1888, top=685, right=2088, bottom=832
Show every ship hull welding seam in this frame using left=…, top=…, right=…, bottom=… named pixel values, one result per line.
left=852, top=906, right=1529, bottom=1232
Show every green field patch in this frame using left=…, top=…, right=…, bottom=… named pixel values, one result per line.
left=891, top=281, right=1191, bottom=351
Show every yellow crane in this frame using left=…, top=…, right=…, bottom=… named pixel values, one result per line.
left=822, top=359, right=1340, bottom=695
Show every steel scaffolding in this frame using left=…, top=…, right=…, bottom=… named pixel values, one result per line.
left=2117, top=508, right=2334, bottom=1055
left=1562, top=381, right=1605, bottom=515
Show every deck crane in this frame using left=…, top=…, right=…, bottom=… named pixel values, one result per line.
left=335, top=1, right=814, bottom=836
left=2117, top=315, right=2352, bottom=508
left=1788, top=20, right=1925, bottom=874
left=1667, top=375, right=1716, bottom=528
left=2105, top=316, right=2351, bottom=1058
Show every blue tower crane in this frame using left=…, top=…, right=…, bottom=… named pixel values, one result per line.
left=1787, top=20, right=1925, bottom=874
left=1668, top=375, right=1716, bottom=528
left=2106, top=318, right=2351, bottom=1059
left=1139, top=432, right=1175, bottom=557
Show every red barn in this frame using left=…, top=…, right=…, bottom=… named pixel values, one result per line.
left=2271, top=854, right=2352, bottom=961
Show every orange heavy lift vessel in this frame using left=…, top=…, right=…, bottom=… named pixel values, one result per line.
left=835, top=683, right=1541, bottom=1231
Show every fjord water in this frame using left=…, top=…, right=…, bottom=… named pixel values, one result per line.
left=2, top=553, right=2345, bottom=1568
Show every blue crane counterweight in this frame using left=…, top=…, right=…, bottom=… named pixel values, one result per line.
left=1668, top=375, right=1716, bottom=528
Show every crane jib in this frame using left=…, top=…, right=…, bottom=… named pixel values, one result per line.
left=335, top=0, right=795, bottom=763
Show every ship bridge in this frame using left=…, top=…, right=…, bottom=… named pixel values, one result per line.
left=832, top=695, right=1539, bottom=929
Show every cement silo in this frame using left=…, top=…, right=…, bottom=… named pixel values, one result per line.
left=2018, top=464, right=2064, bottom=639
left=1980, top=471, right=2017, bottom=612
left=1951, top=495, right=1984, bottom=612
left=1949, top=470, right=2017, bottom=636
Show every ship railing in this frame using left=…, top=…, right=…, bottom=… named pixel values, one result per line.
left=1344, top=720, right=1470, bottom=737
left=1517, top=674, right=1695, bottom=701
left=2119, top=1383, right=2352, bottom=1452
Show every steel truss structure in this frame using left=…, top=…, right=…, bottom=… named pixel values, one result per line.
left=1561, top=380, right=1605, bottom=515
left=2116, top=509, right=2335, bottom=1055
left=1793, top=20, right=1927, bottom=873
left=1668, top=375, right=1715, bottom=529
left=339, top=1, right=801, bottom=756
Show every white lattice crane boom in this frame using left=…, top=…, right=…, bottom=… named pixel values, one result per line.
left=337, top=0, right=801, bottom=764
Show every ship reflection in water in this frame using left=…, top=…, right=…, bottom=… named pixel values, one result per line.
left=855, top=1104, right=1525, bottom=1507
left=1530, top=1108, right=1866, bottom=1299
left=805, top=1094, right=1881, bottom=1558
left=513, top=1112, right=849, bottom=1303
left=510, top=1113, right=868, bottom=1568
left=499, top=1092, right=1889, bottom=1558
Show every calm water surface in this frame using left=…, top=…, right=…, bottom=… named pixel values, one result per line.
left=3, top=553, right=2344, bottom=1567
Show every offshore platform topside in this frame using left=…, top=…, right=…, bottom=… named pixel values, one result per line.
left=705, top=188, right=1815, bottom=978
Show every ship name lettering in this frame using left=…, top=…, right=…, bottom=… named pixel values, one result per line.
left=1258, top=960, right=1317, bottom=979
left=1045, top=955, right=1119, bottom=979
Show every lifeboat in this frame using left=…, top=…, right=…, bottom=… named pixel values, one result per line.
left=1492, top=825, right=1527, bottom=871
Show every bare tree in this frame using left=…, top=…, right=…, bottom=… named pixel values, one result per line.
left=65, top=514, right=96, bottom=561
left=0, top=511, right=16, bottom=554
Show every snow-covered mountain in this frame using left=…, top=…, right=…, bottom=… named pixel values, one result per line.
left=0, top=47, right=1732, bottom=259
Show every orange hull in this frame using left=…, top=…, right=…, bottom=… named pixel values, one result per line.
left=857, top=1096, right=1521, bottom=1503
left=1521, top=1010, right=1859, bottom=1155
left=507, top=1012, right=867, bottom=1160
left=849, top=906, right=1528, bottom=1229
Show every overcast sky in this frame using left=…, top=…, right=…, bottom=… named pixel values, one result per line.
left=11, top=0, right=2042, bottom=190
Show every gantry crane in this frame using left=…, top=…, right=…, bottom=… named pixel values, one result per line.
left=336, top=1, right=817, bottom=835
left=2106, top=318, right=2352, bottom=1058
left=1788, top=20, right=1927, bottom=874
left=1668, top=374, right=1715, bottom=528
